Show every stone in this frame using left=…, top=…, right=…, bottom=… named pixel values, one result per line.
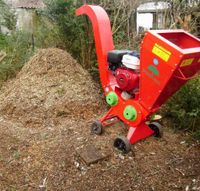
left=76, top=145, right=109, bottom=165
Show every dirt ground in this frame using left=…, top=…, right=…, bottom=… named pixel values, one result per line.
left=0, top=49, right=199, bottom=191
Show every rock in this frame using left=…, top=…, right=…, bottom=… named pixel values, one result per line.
left=76, top=145, right=109, bottom=165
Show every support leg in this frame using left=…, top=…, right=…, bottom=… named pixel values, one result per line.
left=91, top=108, right=118, bottom=135
left=100, top=108, right=118, bottom=127
left=127, top=122, right=154, bottom=144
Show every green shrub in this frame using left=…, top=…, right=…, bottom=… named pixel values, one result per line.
left=164, top=77, right=200, bottom=139
left=0, top=0, right=16, bottom=30
left=0, top=9, right=65, bottom=85
left=33, top=17, right=66, bottom=49
left=0, top=32, right=33, bottom=84
left=42, top=0, right=86, bottom=63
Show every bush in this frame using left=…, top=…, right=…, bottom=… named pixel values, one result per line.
left=164, top=77, right=200, bottom=139
left=0, top=0, right=16, bottom=31
left=0, top=4, right=66, bottom=85
left=33, top=15, right=66, bottom=49
left=0, top=32, right=33, bottom=84
left=42, top=0, right=87, bottom=63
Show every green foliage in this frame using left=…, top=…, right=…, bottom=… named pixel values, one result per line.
left=165, top=77, right=200, bottom=139
left=0, top=1, right=26, bottom=85
left=42, top=0, right=87, bottom=63
left=0, top=34, right=7, bottom=48
left=0, top=0, right=16, bottom=30
left=33, top=16, right=66, bottom=49
left=193, top=130, right=200, bottom=140
left=0, top=32, right=33, bottom=83
left=0, top=5, right=67, bottom=85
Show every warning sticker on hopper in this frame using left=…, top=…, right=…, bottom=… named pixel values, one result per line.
left=180, top=58, right=194, bottom=67
left=152, top=43, right=171, bottom=62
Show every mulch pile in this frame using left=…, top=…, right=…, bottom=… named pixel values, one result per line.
left=0, top=48, right=105, bottom=128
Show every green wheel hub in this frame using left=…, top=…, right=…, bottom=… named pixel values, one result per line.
left=123, top=105, right=137, bottom=121
left=106, top=91, right=118, bottom=106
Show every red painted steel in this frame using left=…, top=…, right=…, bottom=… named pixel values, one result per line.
left=139, top=30, right=200, bottom=111
left=76, top=5, right=200, bottom=146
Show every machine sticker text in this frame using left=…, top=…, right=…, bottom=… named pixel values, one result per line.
left=143, top=69, right=160, bottom=85
left=152, top=43, right=171, bottom=62
left=148, top=65, right=159, bottom=76
left=145, top=58, right=161, bottom=84
left=180, top=58, right=194, bottom=67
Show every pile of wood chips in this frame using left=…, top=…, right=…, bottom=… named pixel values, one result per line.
left=0, top=48, right=105, bottom=128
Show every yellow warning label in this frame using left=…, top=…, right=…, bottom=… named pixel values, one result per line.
left=180, top=58, right=194, bottom=67
left=152, top=43, right=171, bottom=62
left=198, top=58, right=200, bottom=63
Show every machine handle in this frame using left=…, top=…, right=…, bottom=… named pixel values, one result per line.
left=174, top=69, right=199, bottom=81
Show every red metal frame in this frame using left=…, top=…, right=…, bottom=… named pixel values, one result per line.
left=76, top=5, right=200, bottom=145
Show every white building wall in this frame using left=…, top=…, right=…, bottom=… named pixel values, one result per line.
left=15, top=8, right=34, bottom=32
left=137, top=13, right=153, bottom=32
left=137, top=1, right=169, bottom=32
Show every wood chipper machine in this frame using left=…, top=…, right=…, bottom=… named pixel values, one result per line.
left=76, top=5, right=200, bottom=153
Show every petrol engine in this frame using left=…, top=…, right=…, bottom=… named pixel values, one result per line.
left=108, top=50, right=140, bottom=95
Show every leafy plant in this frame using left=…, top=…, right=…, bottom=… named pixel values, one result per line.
left=164, top=77, right=200, bottom=139
left=0, top=32, right=33, bottom=84
left=0, top=0, right=16, bottom=30
left=42, top=0, right=89, bottom=65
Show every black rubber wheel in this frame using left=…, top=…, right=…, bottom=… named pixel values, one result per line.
left=113, top=136, right=131, bottom=153
left=149, top=122, right=163, bottom=138
left=91, top=120, right=103, bottom=135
